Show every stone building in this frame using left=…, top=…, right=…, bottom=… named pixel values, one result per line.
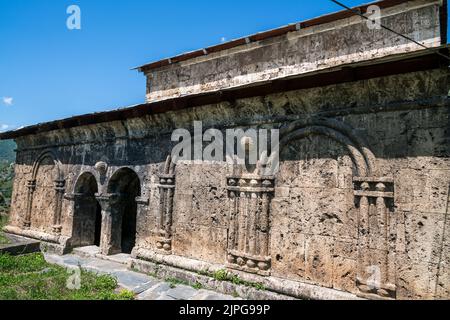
left=1, top=0, right=449, bottom=300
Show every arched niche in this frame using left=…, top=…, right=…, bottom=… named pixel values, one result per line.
left=70, top=172, right=101, bottom=248
left=277, top=117, right=377, bottom=177
left=24, top=150, right=65, bottom=234
left=106, top=167, right=141, bottom=254
left=269, top=117, right=395, bottom=297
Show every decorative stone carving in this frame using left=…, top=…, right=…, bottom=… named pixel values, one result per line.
left=94, top=161, right=108, bottom=175
left=23, top=179, right=36, bottom=228
left=155, top=156, right=176, bottom=254
left=226, top=175, right=274, bottom=276
left=52, top=179, right=66, bottom=235
left=353, top=177, right=396, bottom=299
left=23, top=150, right=65, bottom=234
left=277, top=117, right=378, bottom=177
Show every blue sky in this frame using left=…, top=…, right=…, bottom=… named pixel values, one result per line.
left=0, top=0, right=447, bottom=131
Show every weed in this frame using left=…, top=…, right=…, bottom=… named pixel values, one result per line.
left=192, top=282, right=203, bottom=290
left=210, top=269, right=265, bottom=291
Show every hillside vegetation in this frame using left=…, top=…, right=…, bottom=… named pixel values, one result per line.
left=0, top=140, right=16, bottom=214
left=0, top=140, right=16, bottom=163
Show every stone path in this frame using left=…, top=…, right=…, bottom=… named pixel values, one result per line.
left=44, top=251, right=241, bottom=300
left=0, top=233, right=40, bottom=255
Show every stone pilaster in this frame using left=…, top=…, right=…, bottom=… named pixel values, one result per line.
left=226, top=175, right=274, bottom=276
left=354, top=177, right=396, bottom=299
left=23, top=179, right=36, bottom=229
left=52, top=179, right=66, bottom=235
left=155, top=173, right=175, bottom=254
left=135, top=196, right=149, bottom=249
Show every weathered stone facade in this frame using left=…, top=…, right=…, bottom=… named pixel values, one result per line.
left=1, top=0, right=449, bottom=300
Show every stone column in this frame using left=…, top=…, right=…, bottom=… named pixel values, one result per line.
left=96, top=193, right=122, bottom=256
left=52, top=179, right=66, bottom=235
left=63, top=193, right=78, bottom=247
left=134, top=196, right=149, bottom=249
left=259, top=186, right=271, bottom=259
left=23, top=179, right=36, bottom=229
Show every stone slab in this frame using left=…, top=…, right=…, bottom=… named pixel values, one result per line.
left=44, top=252, right=239, bottom=300
left=0, top=233, right=40, bottom=255
left=166, top=285, right=199, bottom=300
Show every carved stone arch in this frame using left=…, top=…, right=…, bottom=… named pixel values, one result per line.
left=31, top=149, right=64, bottom=181
left=23, top=149, right=65, bottom=235
left=96, top=167, right=142, bottom=255
left=275, top=117, right=378, bottom=177
left=164, top=154, right=176, bottom=175
left=226, top=134, right=259, bottom=177
left=107, top=167, right=142, bottom=195
left=280, top=126, right=368, bottom=176
left=72, top=170, right=100, bottom=194
left=227, top=154, right=255, bottom=176
left=273, top=117, right=396, bottom=299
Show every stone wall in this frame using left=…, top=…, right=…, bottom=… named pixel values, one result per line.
left=143, top=0, right=443, bottom=102
left=5, top=66, right=450, bottom=299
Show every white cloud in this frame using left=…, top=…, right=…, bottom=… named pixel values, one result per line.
left=0, top=124, right=9, bottom=132
left=221, top=37, right=226, bottom=43
left=2, top=97, right=13, bottom=106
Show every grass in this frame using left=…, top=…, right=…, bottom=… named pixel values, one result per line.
left=0, top=253, right=135, bottom=300
left=165, top=277, right=189, bottom=289
left=165, top=277, right=203, bottom=290
left=0, top=215, right=9, bottom=245
left=147, top=263, right=160, bottom=278
left=164, top=268, right=265, bottom=292
left=211, top=269, right=265, bottom=291
left=192, top=282, right=203, bottom=290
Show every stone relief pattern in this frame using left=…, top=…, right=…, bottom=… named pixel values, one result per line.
left=226, top=176, right=274, bottom=276
left=155, top=156, right=176, bottom=254
left=271, top=137, right=358, bottom=293
left=25, top=152, right=65, bottom=235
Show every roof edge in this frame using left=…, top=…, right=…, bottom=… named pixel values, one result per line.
left=133, top=0, right=414, bottom=72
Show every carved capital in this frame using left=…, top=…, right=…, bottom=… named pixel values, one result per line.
left=95, top=161, right=108, bottom=175
left=158, top=174, right=176, bottom=188
left=135, top=196, right=149, bottom=206
left=26, top=180, right=36, bottom=192
left=64, top=193, right=86, bottom=201
left=226, top=175, right=275, bottom=194
left=95, top=193, right=120, bottom=211
left=54, top=179, right=66, bottom=193
left=353, top=176, right=396, bottom=299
